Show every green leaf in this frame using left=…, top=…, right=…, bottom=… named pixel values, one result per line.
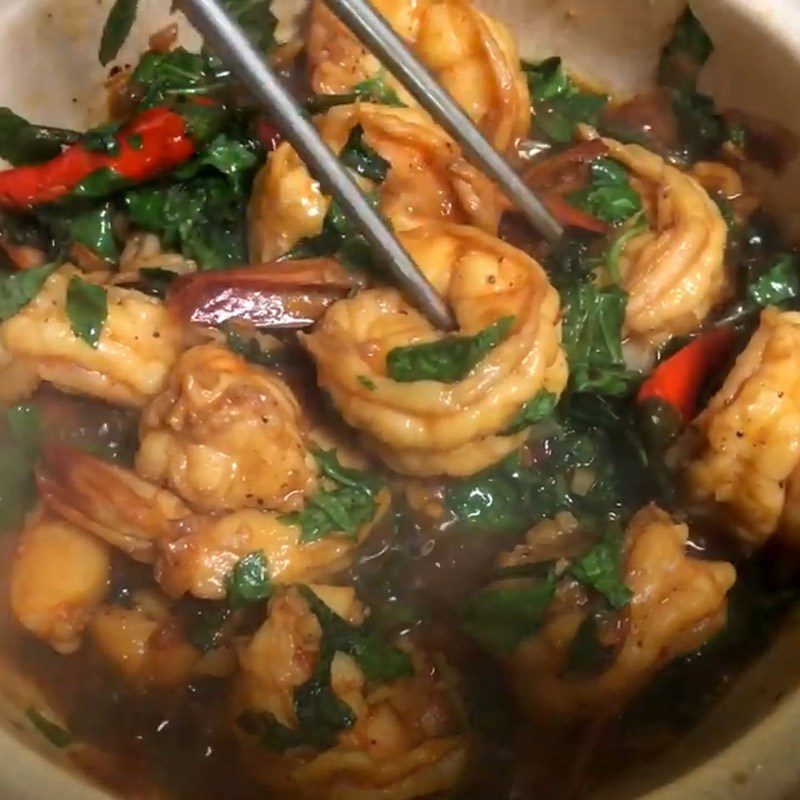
left=544, top=228, right=604, bottom=290
left=125, top=174, right=249, bottom=270
left=66, top=277, right=108, bottom=348
left=0, top=263, right=55, bottom=323
left=606, top=213, right=648, bottom=283
left=386, top=316, right=515, bottom=383
left=670, top=88, right=725, bottom=161
left=339, top=124, right=390, bottom=183
left=223, top=0, right=277, bottom=54
left=225, top=551, right=272, bottom=609
left=570, top=525, right=633, bottom=609
left=280, top=449, right=381, bottom=543
left=0, top=108, right=78, bottom=166
left=81, top=121, right=122, bottom=154
left=748, top=253, right=800, bottom=307
left=71, top=167, right=131, bottom=199
left=658, top=7, right=713, bottom=90
left=223, top=324, right=289, bottom=370
left=134, top=266, right=179, bottom=298
left=307, top=70, right=404, bottom=113
left=176, top=133, right=258, bottom=178
left=569, top=158, right=642, bottom=225
left=462, top=571, right=556, bottom=653
left=26, top=708, right=72, bottom=748
left=99, top=0, right=139, bottom=65
left=561, top=283, right=638, bottom=396
left=293, top=677, right=356, bottom=748
left=185, top=603, right=230, bottom=653
left=68, top=203, right=118, bottom=262
left=523, top=57, right=608, bottom=144
left=503, top=391, right=558, bottom=435
left=236, top=710, right=308, bottom=752
left=357, top=375, right=377, bottom=391
left=130, top=49, right=224, bottom=109
left=0, top=404, right=42, bottom=533
left=299, top=586, right=413, bottom=683
left=565, top=612, right=615, bottom=676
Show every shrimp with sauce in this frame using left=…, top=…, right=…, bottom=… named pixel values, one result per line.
left=302, top=222, right=567, bottom=476
left=233, top=584, right=470, bottom=800
left=136, top=344, right=318, bottom=513
left=307, top=0, right=530, bottom=152
left=505, top=505, right=735, bottom=722
left=248, top=102, right=504, bottom=262
left=36, top=445, right=388, bottom=599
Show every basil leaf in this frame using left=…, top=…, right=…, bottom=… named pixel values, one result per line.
left=462, top=571, right=556, bottom=653
left=0, top=108, right=78, bottom=166
left=523, top=57, right=607, bottom=144
left=561, top=283, right=638, bottom=396
left=280, top=450, right=381, bottom=544
left=544, top=228, right=605, bottom=290
left=66, top=277, right=108, bottom=348
left=130, top=49, right=225, bottom=110
left=225, top=551, right=272, bottom=609
left=99, top=0, right=139, bottom=65
left=565, top=612, right=616, bottom=676
left=569, top=158, right=642, bottom=225
left=299, top=586, right=413, bottom=683
left=307, top=70, right=404, bottom=113
left=503, top=391, right=558, bottom=435
left=748, top=253, right=800, bottom=307
left=185, top=603, right=231, bottom=653
left=224, top=0, right=277, bottom=54
left=26, top=708, right=72, bottom=748
left=68, top=203, right=118, bottom=262
left=237, top=710, right=308, bottom=752
left=71, top=167, right=131, bottom=199
left=570, top=525, right=633, bottom=609
left=340, top=124, right=390, bottom=183
left=386, top=315, right=515, bottom=383
left=0, top=404, right=42, bottom=533
left=658, top=7, right=713, bottom=90
left=175, top=133, right=258, bottom=179
left=0, top=263, right=55, bottom=322
left=81, top=122, right=122, bottom=155
left=606, top=214, right=648, bottom=283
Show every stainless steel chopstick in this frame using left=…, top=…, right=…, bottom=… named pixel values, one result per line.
left=323, top=0, right=564, bottom=243
left=179, top=0, right=456, bottom=331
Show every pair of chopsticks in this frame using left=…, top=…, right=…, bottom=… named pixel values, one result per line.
left=179, top=0, right=563, bottom=330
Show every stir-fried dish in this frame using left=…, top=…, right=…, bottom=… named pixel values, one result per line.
left=0, top=2, right=799, bottom=798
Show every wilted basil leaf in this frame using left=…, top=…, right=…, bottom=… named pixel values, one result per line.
left=26, top=708, right=72, bottom=748
left=66, top=276, right=108, bottom=348
left=226, top=551, right=272, bottom=609
left=462, top=571, right=556, bottom=653
left=339, top=124, right=390, bottom=183
left=0, top=108, right=78, bottom=166
left=0, top=263, right=55, bottom=322
left=387, top=316, right=515, bottom=383
left=99, top=0, right=139, bottom=65
left=747, top=253, right=800, bottom=307
left=503, top=391, right=558, bottom=435
left=68, top=203, right=118, bottom=262
left=569, top=158, right=642, bottom=225
left=570, top=525, right=633, bottom=609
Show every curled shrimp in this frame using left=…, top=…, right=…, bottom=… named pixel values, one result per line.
left=37, top=446, right=388, bottom=600
left=248, top=103, right=505, bottom=262
left=302, top=221, right=567, bottom=476
left=597, top=135, right=729, bottom=344
left=308, top=0, right=530, bottom=152
left=137, top=344, right=319, bottom=513
left=233, top=584, right=470, bottom=800
left=0, top=265, right=185, bottom=407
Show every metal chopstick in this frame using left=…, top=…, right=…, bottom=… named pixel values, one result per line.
left=323, top=0, right=564, bottom=243
left=179, top=0, right=456, bottom=330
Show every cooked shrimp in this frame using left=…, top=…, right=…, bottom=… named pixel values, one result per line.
left=302, top=222, right=567, bottom=476
left=0, top=343, right=40, bottom=406
left=11, top=512, right=110, bottom=654
left=687, top=308, right=800, bottom=547
left=249, top=103, right=504, bottom=262
left=596, top=136, right=728, bottom=344
left=90, top=589, right=236, bottom=690
left=37, top=445, right=190, bottom=563
left=0, top=265, right=185, bottom=407
left=136, top=344, right=318, bottom=513
left=37, top=446, right=388, bottom=599
left=307, top=0, right=530, bottom=152
left=234, top=584, right=470, bottom=800
left=508, top=505, right=735, bottom=722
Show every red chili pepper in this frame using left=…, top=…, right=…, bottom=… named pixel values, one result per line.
left=541, top=191, right=609, bottom=234
left=0, top=107, right=196, bottom=208
left=255, top=118, right=282, bottom=152
left=637, top=327, right=736, bottom=424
